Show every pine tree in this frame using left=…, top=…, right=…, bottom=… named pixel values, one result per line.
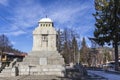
left=93, top=0, right=120, bottom=71
left=72, top=36, right=79, bottom=64
left=80, top=37, right=90, bottom=66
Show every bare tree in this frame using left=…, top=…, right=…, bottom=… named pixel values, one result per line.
left=0, top=34, right=12, bottom=54
left=58, top=28, right=80, bottom=64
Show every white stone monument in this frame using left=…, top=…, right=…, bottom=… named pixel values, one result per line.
left=18, top=17, right=65, bottom=76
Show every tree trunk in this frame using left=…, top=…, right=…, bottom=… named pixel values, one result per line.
left=114, top=41, right=119, bottom=71
left=114, top=0, right=119, bottom=71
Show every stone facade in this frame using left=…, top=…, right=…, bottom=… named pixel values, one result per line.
left=32, top=23, right=57, bottom=51
left=18, top=18, right=65, bottom=76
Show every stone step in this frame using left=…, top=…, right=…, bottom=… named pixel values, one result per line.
left=19, top=62, right=39, bottom=65
left=24, top=57, right=63, bottom=61
left=23, top=56, right=63, bottom=62
left=0, top=74, right=6, bottom=77
left=15, top=75, right=61, bottom=80
left=26, top=54, right=62, bottom=58
left=0, top=73, right=12, bottom=77
left=28, top=51, right=62, bottom=56
left=19, top=65, right=64, bottom=69
left=20, top=59, right=64, bottom=65
left=0, top=73, right=11, bottom=76
left=2, top=70, right=11, bottom=73
left=24, top=59, right=40, bottom=61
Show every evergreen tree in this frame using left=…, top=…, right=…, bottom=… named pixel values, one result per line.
left=72, top=36, right=79, bottom=64
left=103, top=48, right=112, bottom=63
left=80, top=37, right=90, bottom=66
left=93, top=0, right=120, bottom=71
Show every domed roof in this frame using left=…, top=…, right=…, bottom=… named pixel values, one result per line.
left=39, top=18, right=52, bottom=22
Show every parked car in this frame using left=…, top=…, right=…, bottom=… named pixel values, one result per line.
left=103, top=61, right=120, bottom=71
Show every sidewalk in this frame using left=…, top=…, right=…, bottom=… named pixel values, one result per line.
left=88, top=70, right=120, bottom=80
left=105, top=70, right=120, bottom=74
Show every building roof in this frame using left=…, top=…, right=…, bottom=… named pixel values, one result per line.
left=39, top=18, right=52, bottom=22
left=3, top=52, right=27, bottom=57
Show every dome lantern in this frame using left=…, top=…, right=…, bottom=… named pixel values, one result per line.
left=39, top=18, right=52, bottom=23
left=38, top=17, right=53, bottom=27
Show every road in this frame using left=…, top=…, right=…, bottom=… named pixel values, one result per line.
left=88, top=70, right=120, bottom=80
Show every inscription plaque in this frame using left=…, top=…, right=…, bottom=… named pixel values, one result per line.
left=39, top=58, right=47, bottom=65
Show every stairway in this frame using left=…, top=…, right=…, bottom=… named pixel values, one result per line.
left=18, top=51, right=65, bottom=76
left=21, top=51, right=64, bottom=65
left=0, top=66, right=12, bottom=77
left=0, top=58, right=17, bottom=77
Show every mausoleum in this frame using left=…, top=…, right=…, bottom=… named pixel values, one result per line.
left=18, top=17, right=65, bottom=76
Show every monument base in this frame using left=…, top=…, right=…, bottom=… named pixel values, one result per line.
left=18, top=51, right=65, bottom=76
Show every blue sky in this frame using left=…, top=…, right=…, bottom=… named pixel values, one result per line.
left=0, top=0, right=95, bottom=53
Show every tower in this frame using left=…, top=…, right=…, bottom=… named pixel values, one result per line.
left=32, top=18, right=57, bottom=51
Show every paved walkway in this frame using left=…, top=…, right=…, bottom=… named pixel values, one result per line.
left=88, top=70, right=120, bottom=80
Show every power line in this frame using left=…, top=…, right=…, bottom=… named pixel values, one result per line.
left=0, top=15, right=31, bottom=34
left=0, top=0, right=33, bottom=34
